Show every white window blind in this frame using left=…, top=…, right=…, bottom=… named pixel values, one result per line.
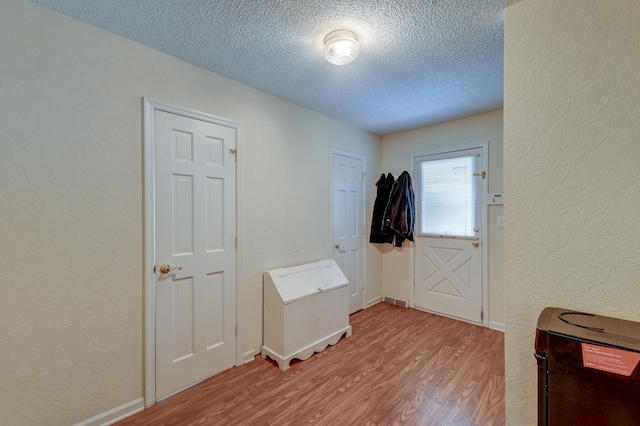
left=418, top=154, right=479, bottom=238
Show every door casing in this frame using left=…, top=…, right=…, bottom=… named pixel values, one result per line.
left=143, top=98, right=245, bottom=407
left=410, top=141, right=489, bottom=327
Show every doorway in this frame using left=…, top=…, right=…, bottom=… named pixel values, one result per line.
left=143, top=99, right=243, bottom=406
left=412, top=142, right=488, bottom=325
left=330, top=149, right=366, bottom=314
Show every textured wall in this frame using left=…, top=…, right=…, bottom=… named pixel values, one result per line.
left=0, top=1, right=380, bottom=424
left=380, top=110, right=504, bottom=326
left=504, top=0, right=640, bottom=423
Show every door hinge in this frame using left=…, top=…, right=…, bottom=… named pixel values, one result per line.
left=481, top=309, right=484, bottom=321
left=235, top=322, right=238, bottom=337
left=235, top=236, right=237, bottom=249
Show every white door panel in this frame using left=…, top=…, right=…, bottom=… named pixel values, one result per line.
left=414, top=145, right=486, bottom=324
left=155, top=110, right=236, bottom=399
left=415, top=237, right=482, bottom=322
left=331, top=152, right=364, bottom=314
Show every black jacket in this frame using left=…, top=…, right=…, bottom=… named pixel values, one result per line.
left=369, top=173, right=395, bottom=244
left=383, top=171, right=415, bottom=247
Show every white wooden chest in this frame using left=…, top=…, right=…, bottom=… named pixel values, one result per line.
left=261, top=259, right=352, bottom=371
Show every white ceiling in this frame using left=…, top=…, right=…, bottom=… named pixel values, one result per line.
left=30, top=0, right=506, bottom=135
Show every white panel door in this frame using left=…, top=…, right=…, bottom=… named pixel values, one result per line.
left=414, top=146, right=485, bottom=324
left=154, top=110, right=236, bottom=399
left=331, top=152, right=364, bottom=314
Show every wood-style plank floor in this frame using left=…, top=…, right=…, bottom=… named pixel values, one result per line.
left=118, top=302, right=504, bottom=425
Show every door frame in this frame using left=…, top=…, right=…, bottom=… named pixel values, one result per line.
left=143, top=98, right=245, bottom=407
left=329, top=148, right=367, bottom=311
left=410, top=141, right=489, bottom=327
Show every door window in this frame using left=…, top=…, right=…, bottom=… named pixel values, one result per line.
left=415, top=149, right=481, bottom=238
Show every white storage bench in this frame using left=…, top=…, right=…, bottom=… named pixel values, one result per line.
left=261, top=259, right=352, bottom=371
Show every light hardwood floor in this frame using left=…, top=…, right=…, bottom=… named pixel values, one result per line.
left=118, top=302, right=504, bottom=425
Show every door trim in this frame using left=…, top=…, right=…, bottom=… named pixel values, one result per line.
left=410, top=141, right=488, bottom=327
left=329, top=148, right=367, bottom=311
left=143, top=98, right=244, bottom=407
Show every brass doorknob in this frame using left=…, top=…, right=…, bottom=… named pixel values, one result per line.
left=158, top=263, right=182, bottom=274
left=334, top=243, right=345, bottom=249
left=472, top=240, right=480, bottom=248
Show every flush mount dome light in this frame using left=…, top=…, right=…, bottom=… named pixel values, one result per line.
left=323, top=29, right=359, bottom=66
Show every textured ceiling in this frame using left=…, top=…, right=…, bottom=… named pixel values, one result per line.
left=30, top=0, right=506, bottom=135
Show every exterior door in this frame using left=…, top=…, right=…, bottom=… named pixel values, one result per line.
left=413, top=145, right=486, bottom=324
left=331, top=151, right=365, bottom=314
left=154, top=109, right=237, bottom=400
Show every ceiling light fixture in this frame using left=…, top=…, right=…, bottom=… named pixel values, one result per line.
left=323, top=29, right=359, bottom=66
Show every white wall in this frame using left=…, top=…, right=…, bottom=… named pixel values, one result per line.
left=0, top=1, right=381, bottom=424
left=379, top=110, right=504, bottom=326
left=504, top=0, right=640, bottom=424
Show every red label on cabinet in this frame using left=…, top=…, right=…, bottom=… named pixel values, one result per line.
left=582, top=343, right=640, bottom=376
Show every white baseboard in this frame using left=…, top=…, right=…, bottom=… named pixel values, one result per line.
left=489, top=321, right=505, bottom=332
left=366, top=296, right=383, bottom=307
left=244, top=349, right=256, bottom=364
left=73, top=397, right=144, bottom=426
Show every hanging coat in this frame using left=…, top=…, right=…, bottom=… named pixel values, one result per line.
left=369, top=173, right=395, bottom=244
left=383, top=171, right=415, bottom=247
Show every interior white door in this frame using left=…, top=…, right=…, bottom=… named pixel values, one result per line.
left=413, top=147, right=485, bottom=324
left=331, top=151, right=365, bottom=314
left=154, top=109, right=236, bottom=400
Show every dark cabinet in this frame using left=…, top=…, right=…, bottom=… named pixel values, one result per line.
left=535, top=307, right=640, bottom=426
